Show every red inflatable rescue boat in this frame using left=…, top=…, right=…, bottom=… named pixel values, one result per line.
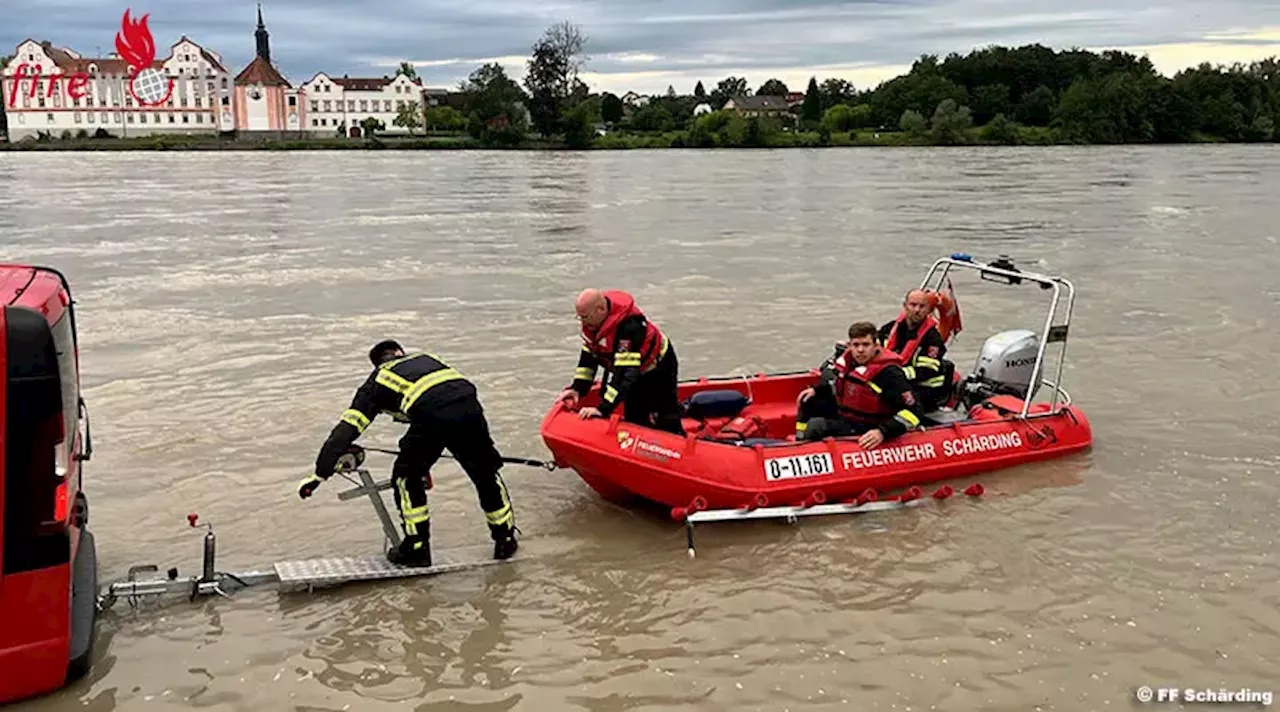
left=541, top=254, right=1092, bottom=516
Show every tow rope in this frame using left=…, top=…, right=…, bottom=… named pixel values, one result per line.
left=359, top=445, right=557, bottom=471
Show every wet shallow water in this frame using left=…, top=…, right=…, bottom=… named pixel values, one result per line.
left=1, top=145, right=1278, bottom=710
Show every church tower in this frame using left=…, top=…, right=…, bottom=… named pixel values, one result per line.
left=255, top=3, right=271, bottom=63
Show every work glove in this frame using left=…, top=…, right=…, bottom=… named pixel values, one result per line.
left=335, top=445, right=367, bottom=473
left=298, top=474, right=326, bottom=500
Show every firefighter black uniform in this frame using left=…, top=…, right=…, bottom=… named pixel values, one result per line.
left=796, top=346, right=923, bottom=442
left=571, top=290, right=685, bottom=436
left=301, top=340, right=516, bottom=566
left=877, top=315, right=950, bottom=412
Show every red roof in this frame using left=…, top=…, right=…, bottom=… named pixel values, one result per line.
left=38, top=41, right=162, bottom=74
left=333, top=77, right=392, bottom=91
left=235, top=56, right=290, bottom=87
left=13, top=38, right=227, bottom=75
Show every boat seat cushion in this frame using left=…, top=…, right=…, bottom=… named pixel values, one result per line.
left=683, top=389, right=750, bottom=420
left=922, top=408, right=969, bottom=425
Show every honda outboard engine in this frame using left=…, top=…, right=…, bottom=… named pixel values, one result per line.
left=958, top=329, right=1042, bottom=406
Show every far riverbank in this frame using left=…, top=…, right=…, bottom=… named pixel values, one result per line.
left=1, top=125, right=1273, bottom=151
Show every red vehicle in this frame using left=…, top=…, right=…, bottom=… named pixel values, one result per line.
left=0, top=264, right=97, bottom=705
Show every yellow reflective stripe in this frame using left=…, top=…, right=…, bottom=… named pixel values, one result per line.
left=894, top=409, right=921, bottom=429
left=868, top=382, right=883, bottom=394
left=376, top=368, right=414, bottom=394
left=582, top=344, right=592, bottom=353
left=486, top=478, right=514, bottom=527
left=401, top=368, right=465, bottom=412
left=575, top=367, right=595, bottom=380
left=641, top=335, right=670, bottom=373
left=341, top=409, right=370, bottom=433
left=901, top=366, right=917, bottom=381
left=913, top=355, right=941, bottom=369
left=921, top=376, right=947, bottom=388
left=614, top=352, right=642, bottom=367
left=795, top=421, right=808, bottom=432
left=485, top=503, right=513, bottom=526
left=603, top=385, right=618, bottom=403
left=396, top=479, right=430, bottom=536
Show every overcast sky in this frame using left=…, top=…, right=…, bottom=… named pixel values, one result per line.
left=4, top=1, right=1280, bottom=94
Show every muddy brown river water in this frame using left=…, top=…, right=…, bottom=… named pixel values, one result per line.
left=1, top=145, right=1278, bottom=711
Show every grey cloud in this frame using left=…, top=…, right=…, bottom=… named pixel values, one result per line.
left=4, top=0, right=1279, bottom=92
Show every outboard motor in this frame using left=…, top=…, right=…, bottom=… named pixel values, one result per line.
left=958, top=329, right=1043, bottom=406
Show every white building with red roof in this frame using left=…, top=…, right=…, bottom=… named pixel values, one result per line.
left=300, top=71, right=422, bottom=137
left=3, top=35, right=233, bottom=140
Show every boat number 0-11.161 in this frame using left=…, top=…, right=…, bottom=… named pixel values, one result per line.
left=764, top=452, right=835, bottom=480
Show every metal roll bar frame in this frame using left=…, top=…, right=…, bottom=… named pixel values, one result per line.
left=918, top=252, right=1076, bottom=419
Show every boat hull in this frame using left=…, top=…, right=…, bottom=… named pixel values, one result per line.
left=540, top=370, right=1092, bottom=514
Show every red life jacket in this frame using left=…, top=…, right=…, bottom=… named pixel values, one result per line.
left=883, top=313, right=940, bottom=363
left=581, top=290, right=668, bottom=372
left=709, top=414, right=768, bottom=442
left=832, top=347, right=902, bottom=422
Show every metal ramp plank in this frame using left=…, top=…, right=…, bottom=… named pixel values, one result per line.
left=273, top=555, right=504, bottom=587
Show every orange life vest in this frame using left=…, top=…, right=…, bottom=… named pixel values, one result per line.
left=832, top=347, right=902, bottom=423
left=883, top=313, right=940, bottom=362
left=581, top=290, right=668, bottom=372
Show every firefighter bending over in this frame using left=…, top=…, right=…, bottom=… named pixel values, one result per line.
left=795, top=321, right=923, bottom=450
left=300, top=340, right=517, bottom=566
left=558, top=288, right=685, bottom=436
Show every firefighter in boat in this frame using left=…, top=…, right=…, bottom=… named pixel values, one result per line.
left=300, top=340, right=518, bottom=566
left=795, top=321, right=923, bottom=449
left=557, top=288, right=686, bottom=436
left=878, top=289, right=951, bottom=412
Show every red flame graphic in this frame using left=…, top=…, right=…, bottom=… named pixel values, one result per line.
left=115, top=9, right=156, bottom=71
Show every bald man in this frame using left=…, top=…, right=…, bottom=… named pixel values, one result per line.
left=877, top=289, right=951, bottom=411
left=557, top=289, right=685, bottom=436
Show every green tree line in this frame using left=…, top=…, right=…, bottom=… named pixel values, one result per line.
left=440, top=26, right=1279, bottom=148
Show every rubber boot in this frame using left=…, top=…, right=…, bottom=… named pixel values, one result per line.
left=387, top=534, right=432, bottom=567
left=490, top=523, right=518, bottom=561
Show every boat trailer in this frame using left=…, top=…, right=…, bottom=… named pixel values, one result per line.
left=95, top=466, right=507, bottom=612
left=671, top=483, right=986, bottom=558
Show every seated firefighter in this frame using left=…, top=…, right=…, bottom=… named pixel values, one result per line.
left=795, top=321, right=924, bottom=450
left=878, top=289, right=952, bottom=412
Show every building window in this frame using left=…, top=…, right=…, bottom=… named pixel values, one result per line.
left=139, top=114, right=146, bottom=123
left=221, top=96, right=230, bottom=106
left=288, top=96, right=296, bottom=107
left=88, top=113, right=95, bottom=123
left=384, top=100, right=391, bottom=111
left=169, top=114, right=176, bottom=123
left=196, top=113, right=203, bottom=123
left=46, top=113, right=54, bottom=124
left=348, top=100, right=354, bottom=111
left=311, top=101, right=319, bottom=111
left=359, top=100, right=367, bottom=111
left=16, top=114, right=24, bottom=125
left=182, top=114, right=189, bottom=123
left=74, top=111, right=82, bottom=123
left=312, top=118, right=318, bottom=126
